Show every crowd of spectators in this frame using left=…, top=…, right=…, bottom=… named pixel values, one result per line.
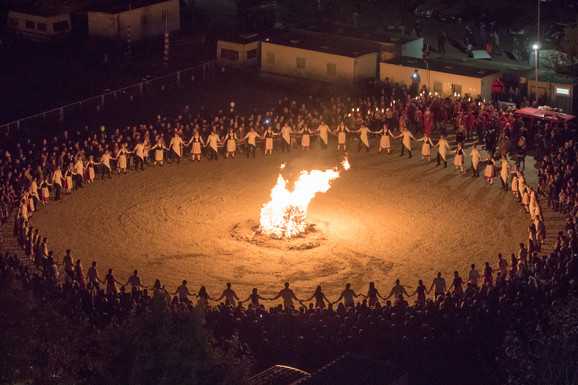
left=1, top=83, right=577, bottom=382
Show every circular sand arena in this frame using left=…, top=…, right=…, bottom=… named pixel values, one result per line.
left=30, top=145, right=533, bottom=299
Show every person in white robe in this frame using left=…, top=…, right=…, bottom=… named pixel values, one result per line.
left=350, top=123, right=379, bottom=153
left=132, top=141, right=145, bottom=171
left=241, top=127, right=261, bottom=158
left=499, top=156, right=511, bottom=190
left=205, top=127, right=221, bottom=161
left=168, top=133, right=184, bottom=164
left=52, top=165, right=64, bottom=200
left=394, top=127, right=417, bottom=158
left=73, top=157, right=85, bottom=187
left=465, top=144, right=482, bottom=177
left=280, top=123, right=292, bottom=153
left=317, top=120, right=330, bottom=150
left=99, top=149, right=113, bottom=178
left=434, top=135, right=451, bottom=168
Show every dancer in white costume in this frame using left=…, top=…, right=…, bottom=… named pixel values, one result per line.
left=150, top=138, right=167, bottom=166
left=466, top=144, right=482, bottom=177
left=99, top=149, right=113, bottom=178
left=280, top=122, right=292, bottom=153
left=451, top=142, right=466, bottom=172
left=240, top=127, right=262, bottom=158
left=222, top=129, right=239, bottom=158
left=394, top=126, right=417, bottom=158
left=374, top=123, right=393, bottom=154
left=350, top=122, right=378, bottom=153
left=434, top=135, right=451, bottom=168
left=168, top=132, right=184, bottom=164
left=333, top=121, right=350, bottom=151
left=73, top=156, right=85, bottom=188
left=317, top=119, right=330, bottom=150
left=85, top=155, right=96, bottom=182
left=484, top=156, right=496, bottom=184
left=262, top=126, right=278, bottom=155
left=132, top=140, right=145, bottom=171
left=499, top=156, right=511, bottom=191
left=298, top=125, right=313, bottom=151
left=416, top=134, right=435, bottom=161
left=205, top=127, right=221, bottom=161
left=187, top=130, right=205, bottom=162
left=113, top=144, right=128, bottom=174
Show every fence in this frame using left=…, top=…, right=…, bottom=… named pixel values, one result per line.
left=0, top=61, right=217, bottom=134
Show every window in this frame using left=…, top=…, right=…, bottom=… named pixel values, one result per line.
left=296, top=57, right=306, bottom=69
left=8, top=18, right=18, bottom=28
left=25, top=21, right=35, bottom=29
left=555, top=87, right=570, bottom=96
left=53, top=20, right=69, bottom=32
left=451, top=84, right=462, bottom=95
left=221, top=49, right=239, bottom=61
left=247, top=49, right=257, bottom=59
left=266, top=52, right=275, bottom=64
left=327, top=63, right=336, bottom=75
left=37, top=23, right=47, bottom=31
left=433, top=82, right=442, bottom=93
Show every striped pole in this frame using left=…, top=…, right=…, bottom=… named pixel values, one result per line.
left=126, top=25, right=131, bottom=57
left=163, top=31, right=169, bottom=66
left=163, top=11, right=169, bottom=66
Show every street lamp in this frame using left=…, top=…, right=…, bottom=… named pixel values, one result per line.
left=532, top=43, right=539, bottom=83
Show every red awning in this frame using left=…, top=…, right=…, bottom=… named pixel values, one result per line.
left=514, top=107, right=575, bottom=123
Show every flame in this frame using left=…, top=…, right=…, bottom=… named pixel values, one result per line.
left=260, top=157, right=349, bottom=238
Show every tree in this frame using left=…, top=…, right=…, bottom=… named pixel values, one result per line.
left=547, top=26, right=578, bottom=76
left=502, top=297, right=578, bottom=385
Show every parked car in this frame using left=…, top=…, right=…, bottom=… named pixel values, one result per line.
left=435, top=2, right=487, bottom=24
left=414, top=0, right=452, bottom=18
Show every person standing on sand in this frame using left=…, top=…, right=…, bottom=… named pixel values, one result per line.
left=216, top=282, right=240, bottom=305
left=428, top=272, right=447, bottom=299
left=333, top=283, right=365, bottom=307
left=271, top=282, right=301, bottom=309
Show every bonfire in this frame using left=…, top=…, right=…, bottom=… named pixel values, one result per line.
left=260, top=157, right=350, bottom=238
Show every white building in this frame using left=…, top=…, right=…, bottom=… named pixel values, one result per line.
left=217, top=34, right=260, bottom=68
left=87, top=0, right=179, bottom=41
left=6, top=11, right=71, bottom=42
left=261, top=32, right=378, bottom=86
left=380, top=57, right=502, bottom=101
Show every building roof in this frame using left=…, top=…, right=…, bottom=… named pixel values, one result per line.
left=8, top=9, right=70, bottom=18
left=384, top=56, right=501, bottom=78
left=302, top=25, right=420, bottom=46
left=218, top=33, right=261, bottom=45
left=263, top=31, right=379, bottom=58
left=520, top=69, right=578, bottom=85
left=88, top=0, right=175, bottom=14
left=249, top=365, right=309, bottom=385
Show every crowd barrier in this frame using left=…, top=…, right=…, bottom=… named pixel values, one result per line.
left=0, top=61, right=217, bottom=134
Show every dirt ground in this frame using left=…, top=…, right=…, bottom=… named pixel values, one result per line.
left=28, top=140, right=547, bottom=301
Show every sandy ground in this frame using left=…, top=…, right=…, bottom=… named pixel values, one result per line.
left=25, top=139, right=554, bottom=302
